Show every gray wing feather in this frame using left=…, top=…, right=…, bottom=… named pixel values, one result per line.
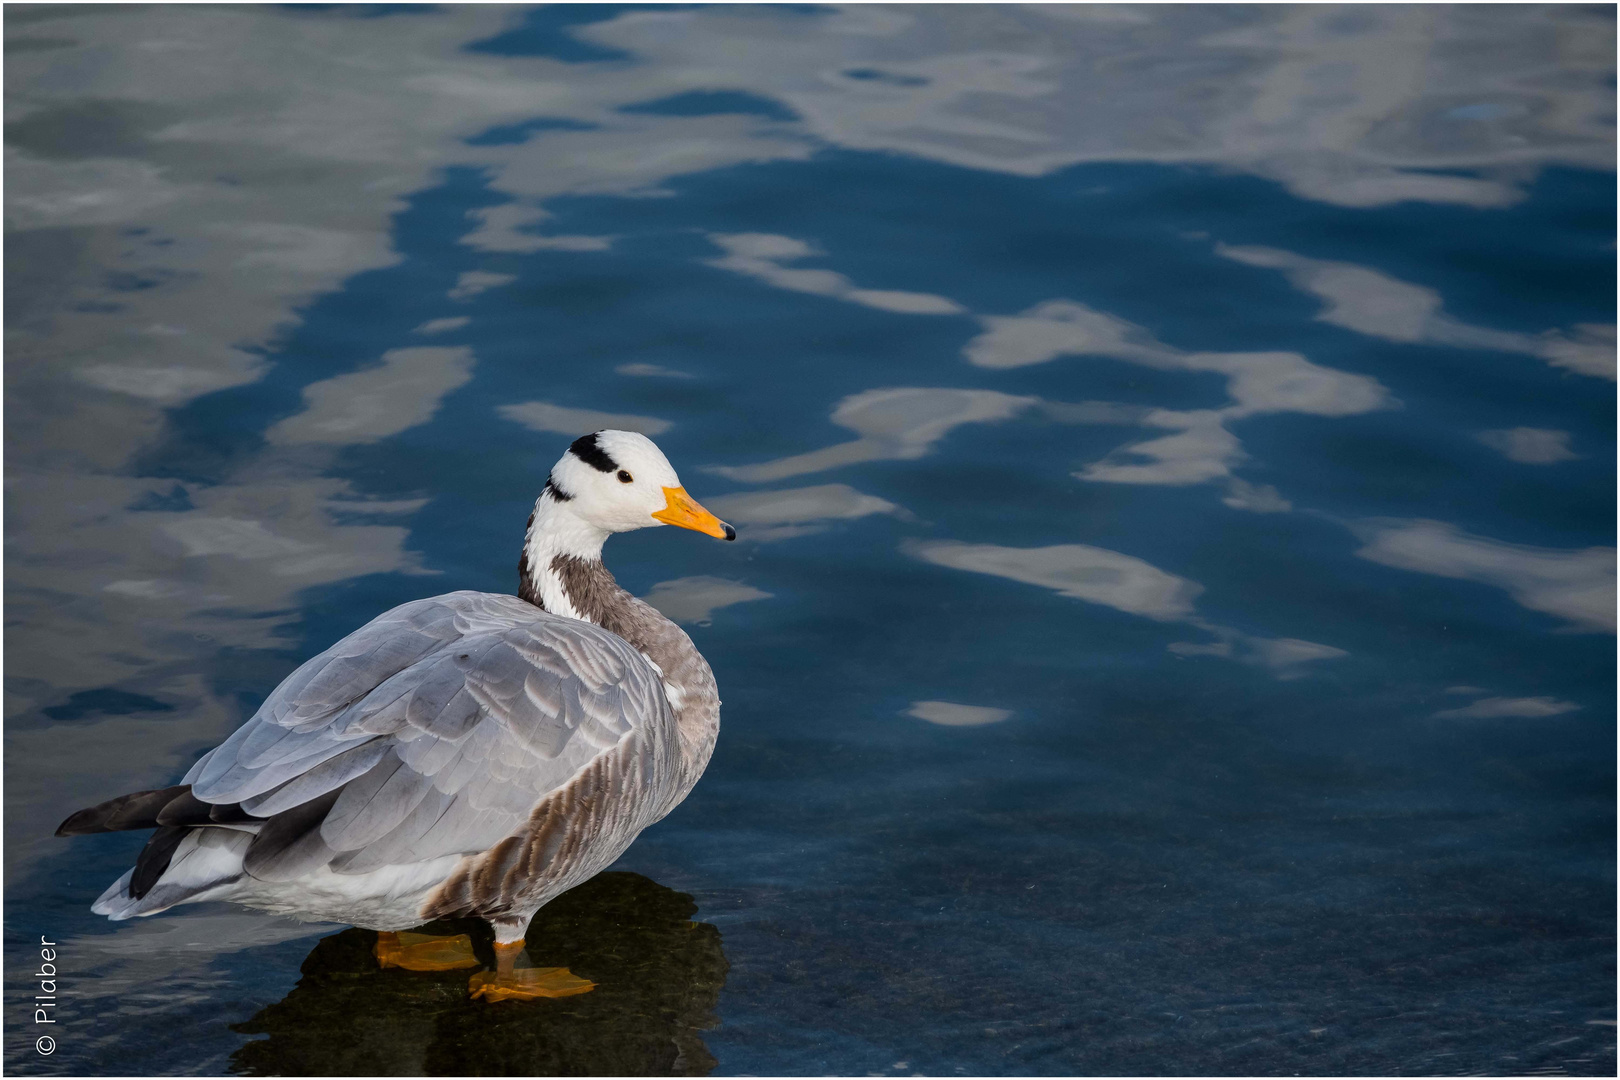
left=184, top=591, right=670, bottom=880
left=267, top=625, right=446, bottom=729
left=239, top=740, right=392, bottom=817
left=329, top=784, right=458, bottom=874
left=192, top=731, right=377, bottom=803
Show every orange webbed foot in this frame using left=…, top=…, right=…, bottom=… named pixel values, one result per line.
left=467, top=939, right=595, bottom=1002
left=468, top=966, right=595, bottom=1002
left=374, top=930, right=481, bottom=972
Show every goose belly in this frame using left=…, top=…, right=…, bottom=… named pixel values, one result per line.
left=226, top=855, right=468, bottom=930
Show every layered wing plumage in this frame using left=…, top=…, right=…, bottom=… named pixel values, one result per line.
left=177, top=591, right=671, bottom=883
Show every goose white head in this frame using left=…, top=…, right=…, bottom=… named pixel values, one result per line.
left=532, top=430, right=734, bottom=563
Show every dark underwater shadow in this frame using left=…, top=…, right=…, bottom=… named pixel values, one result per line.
left=229, top=872, right=728, bottom=1076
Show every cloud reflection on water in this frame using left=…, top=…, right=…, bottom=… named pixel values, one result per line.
left=907, top=540, right=1203, bottom=621
left=710, top=387, right=1035, bottom=483
left=708, top=237, right=1393, bottom=500
left=1352, top=518, right=1616, bottom=634
left=642, top=576, right=772, bottom=627
left=617, top=362, right=694, bottom=379
left=267, top=347, right=474, bottom=446
left=448, top=270, right=517, bottom=301
left=706, top=484, right=903, bottom=543
left=579, top=4, right=1611, bottom=208
left=1432, top=695, right=1582, bottom=720
left=1220, top=244, right=1617, bottom=380
left=905, top=539, right=1347, bottom=678
left=905, top=701, right=1013, bottom=727
left=708, top=232, right=965, bottom=315
left=499, top=400, right=673, bottom=437
left=9, top=0, right=1603, bottom=733
left=413, top=316, right=471, bottom=336
left=6, top=2, right=1606, bottom=861
left=1475, top=427, right=1580, bottom=465
left=6, top=4, right=527, bottom=765
left=970, top=299, right=1394, bottom=421
left=962, top=297, right=1394, bottom=492
left=462, top=202, right=615, bottom=254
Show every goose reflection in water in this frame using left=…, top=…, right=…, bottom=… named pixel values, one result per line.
left=232, top=872, right=727, bottom=1076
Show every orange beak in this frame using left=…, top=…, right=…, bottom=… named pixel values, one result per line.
left=652, top=486, right=735, bottom=541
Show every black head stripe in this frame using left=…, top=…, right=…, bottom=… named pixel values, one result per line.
left=569, top=432, right=618, bottom=473
left=542, top=476, right=573, bottom=502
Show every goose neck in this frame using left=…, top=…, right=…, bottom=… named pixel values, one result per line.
left=518, top=497, right=610, bottom=621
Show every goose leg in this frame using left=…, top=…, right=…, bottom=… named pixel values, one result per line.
left=374, top=930, right=480, bottom=971
left=468, top=939, right=595, bottom=1002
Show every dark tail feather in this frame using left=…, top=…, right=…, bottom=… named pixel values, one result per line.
left=130, top=825, right=190, bottom=899
left=61, top=786, right=263, bottom=901
left=66, top=783, right=337, bottom=900
left=56, top=786, right=191, bottom=836
left=155, top=790, right=256, bottom=827
left=59, top=787, right=205, bottom=903
left=58, top=786, right=254, bottom=837
left=243, top=788, right=341, bottom=881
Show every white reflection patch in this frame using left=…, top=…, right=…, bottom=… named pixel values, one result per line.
left=966, top=300, right=1390, bottom=417
left=703, top=238, right=1383, bottom=496
left=1201, top=350, right=1390, bottom=419
left=462, top=203, right=613, bottom=254
left=164, top=517, right=312, bottom=560
left=498, top=400, right=672, bottom=437
left=712, top=387, right=1034, bottom=482
left=103, top=579, right=186, bottom=599
left=593, top=4, right=1610, bottom=208
left=963, top=299, right=1390, bottom=495
left=909, top=538, right=1346, bottom=677
left=448, top=270, right=516, bottom=301
left=1220, top=244, right=1617, bottom=381
left=906, top=701, right=1012, bottom=727
left=617, top=363, right=694, bottom=379
left=1352, top=518, right=1616, bottom=633
left=267, top=347, right=474, bottom=446
left=717, top=251, right=1386, bottom=491
left=1243, top=636, right=1349, bottom=670
left=708, top=233, right=964, bottom=315
left=1080, top=410, right=1243, bottom=486
left=1222, top=479, right=1292, bottom=514
left=1168, top=633, right=1348, bottom=679
left=965, top=300, right=1179, bottom=369
left=641, top=576, right=772, bottom=626
left=1432, top=696, right=1581, bottom=719
left=707, top=484, right=901, bottom=542
left=1477, top=428, right=1579, bottom=465
left=77, top=357, right=269, bottom=406
left=414, top=316, right=470, bottom=335
left=908, top=540, right=1203, bottom=621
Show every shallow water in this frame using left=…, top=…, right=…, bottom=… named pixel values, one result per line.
left=5, top=5, right=1615, bottom=1076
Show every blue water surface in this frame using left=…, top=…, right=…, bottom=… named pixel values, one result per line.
left=5, top=4, right=1614, bottom=1075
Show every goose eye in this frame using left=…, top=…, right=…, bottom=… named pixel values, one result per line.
left=617, top=470, right=633, bottom=484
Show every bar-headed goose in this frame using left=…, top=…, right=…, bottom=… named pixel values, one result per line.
left=58, top=430, right=735, bottom=1001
